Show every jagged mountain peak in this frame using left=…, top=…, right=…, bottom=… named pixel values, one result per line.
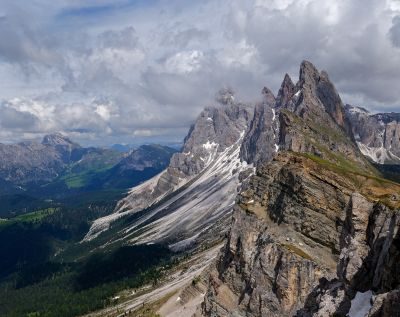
left=261, top=86, right=276, bottom=106
left=292, top=60, right=349, bottom=131
left=276, top=73, right=296, bottom=108
left=199, top=61, right=400, bottom=317
left=298, top=59, right=320, bottom=89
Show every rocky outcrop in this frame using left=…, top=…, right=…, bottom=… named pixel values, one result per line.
left=199, top=61, right=400, bottom=317
left=277, top=61, right=367, bottom=168
left=200, top=152, right=400, bottom=317
left=276, top=74, right=296, bottom=110
left=345, top=105, right=400, bottom=164
left=240, top=87, right=277, bottom=166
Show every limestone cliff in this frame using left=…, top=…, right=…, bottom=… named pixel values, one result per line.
left=200, top=152, right=400, bottom=317
left=199, top=61, right=400, bottom=317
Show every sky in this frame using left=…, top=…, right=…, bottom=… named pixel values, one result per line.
left=0, top=0, right=400, bottom=146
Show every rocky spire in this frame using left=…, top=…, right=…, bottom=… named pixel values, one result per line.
left=240, top=85, right=277, bottom=165
left=298, top=60, right=320, bottom=92
left=275, top=73, right=295, bottom=108
left=261, top=86, right=276, bottom=106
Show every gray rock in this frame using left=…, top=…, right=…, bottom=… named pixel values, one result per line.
left=345, top=104, right=400, bottom=164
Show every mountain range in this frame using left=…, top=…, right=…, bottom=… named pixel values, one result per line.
left=1, top=60, right=399, bottom=317
left=0, top=134, right=177, bottom=217
left=82, top=60, right=399, bottom=317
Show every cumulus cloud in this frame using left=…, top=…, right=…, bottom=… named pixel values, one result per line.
left=0, top=0, right=400, bottom=145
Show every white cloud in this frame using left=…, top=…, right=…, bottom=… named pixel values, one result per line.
left=0, top=0, right=400, bottom=145
left=95, top=104, right=111, bottom=121
left=165, top=50, right=204, bottom=74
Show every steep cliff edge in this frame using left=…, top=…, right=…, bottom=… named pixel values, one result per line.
left=199, top=61, right=400, bottom=317
left=200, top=152, right=400, bottom=317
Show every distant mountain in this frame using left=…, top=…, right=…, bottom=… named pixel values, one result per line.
left=0, top=135, right=178, bottom=216
left=79, top=144, right=178, bottom=190
left=345, top=104, right=400, bottom=164
left=109, top=144, right=133, bottom=153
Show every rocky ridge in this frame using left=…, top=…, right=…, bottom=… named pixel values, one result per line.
left=198, top=62, right=400, bottom=317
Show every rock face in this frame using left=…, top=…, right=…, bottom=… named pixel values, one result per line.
left=115, top=144, right=177, bottom=172
left=0, top=134, right=75, bottom=184
left=84, top=102, right=255, bottom=248
left=276, top=61, right=366, bottom=167
left=80, top=60, right=400, bottom=315
left=240, top=87, right=277, bottom=166
left=85, top=61, right=400, bottom=250
left=199, top=61, right=400, bottom=317
left=112, top=103, right=251, bottom=216
left=345, top=105, right=400, bottom=164
left=200, top=153, right=400, bottom=317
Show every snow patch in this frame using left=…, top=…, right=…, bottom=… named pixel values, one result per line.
left=203, top=141, right=217, bottom=150
left=294, top=90, right=301, bottom=97
left=357, top=142, right=400, bottom=164
left=274, top=144, right=279, bottom=152
left=348, top=291, right=373, bottom=317
left=272, top=108, right=276, bottom=121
